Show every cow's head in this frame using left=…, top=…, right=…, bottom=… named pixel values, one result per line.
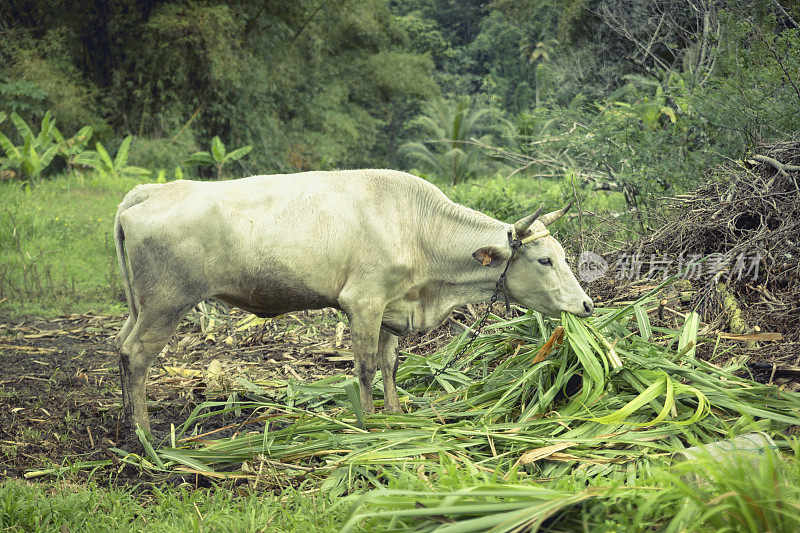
left=473, top=204, right=594, bottom=318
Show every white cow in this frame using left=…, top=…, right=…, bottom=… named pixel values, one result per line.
left=114, top=169, right=593, bottom=432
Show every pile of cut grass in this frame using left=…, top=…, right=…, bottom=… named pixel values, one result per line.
left=130, top=299, right=796, bottom=485
left=341, top=442, right=800, bottom=532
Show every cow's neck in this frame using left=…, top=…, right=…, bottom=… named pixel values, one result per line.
left=414, top=208, right=514, bottom=328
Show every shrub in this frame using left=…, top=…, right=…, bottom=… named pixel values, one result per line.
left=127, top=135, right=196, bottom=177
left=183, top=136, right=252, bottom=180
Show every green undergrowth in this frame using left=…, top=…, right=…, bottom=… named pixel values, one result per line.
left=442, top=171, right=626, bottom=223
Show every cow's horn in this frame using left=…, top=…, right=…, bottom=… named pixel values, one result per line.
left=513, top=204, right=544, bottom=237
left=539, top=201, right=573, bottom=226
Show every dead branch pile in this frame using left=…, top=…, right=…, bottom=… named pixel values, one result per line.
left=600, top=138, right=800, bottom=344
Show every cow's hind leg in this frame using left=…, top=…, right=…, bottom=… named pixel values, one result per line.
left=120, top=301, right=195, bottom=433
left=115, top=314, right=136, bottom=350
left=378, top=330, right=402, bottom=413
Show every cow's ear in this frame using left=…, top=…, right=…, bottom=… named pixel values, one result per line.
left=472, top=246, right=507, bottom=268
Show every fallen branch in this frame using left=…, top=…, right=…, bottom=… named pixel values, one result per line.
left=448, top=317, right=479, bottom=339
left=750, top=154, right=800, bottom=190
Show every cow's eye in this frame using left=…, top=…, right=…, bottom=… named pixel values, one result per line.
left=538, top=257, right=552, bottom=266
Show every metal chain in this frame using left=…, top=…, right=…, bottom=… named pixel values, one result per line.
left=404, top=233, right=521, bottom=388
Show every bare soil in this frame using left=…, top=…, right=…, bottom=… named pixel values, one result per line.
left=0, top=307, right=457, bottom=486
left=0, top=310, right=340, bottom=484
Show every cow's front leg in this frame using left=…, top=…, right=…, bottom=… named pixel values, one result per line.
left=342, top=301, right=384, bottom=414
left=378, top=330, right=402, bottom=413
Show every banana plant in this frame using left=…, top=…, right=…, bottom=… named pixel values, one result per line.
left=183, top=136, right=252, bottom=179
left=0, top=111, right=60, bottom=179
left=73, top=135, right=151, bottom=179
left=51, top=124, right=93, bottom=171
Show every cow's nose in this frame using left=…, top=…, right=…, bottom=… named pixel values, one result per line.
left=583, top=300, right=594, bottom=315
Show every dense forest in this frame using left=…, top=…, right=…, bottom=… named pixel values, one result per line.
left=1, top=0, right=799, bottom=194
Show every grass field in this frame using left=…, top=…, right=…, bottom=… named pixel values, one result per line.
left=0, top=480, right=348, bottom=532
left=0, top=173, right=136, bottom=317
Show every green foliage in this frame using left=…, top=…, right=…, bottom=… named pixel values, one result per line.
left=0, top=480, right=348, bottom=532
left=127, top=133, right=196, bottom=178
left=0, top=1, right=438, bottom=173
left=343, top=442, right=800, bottom=531
left=0, top=110, right=94, bottom=179
left=51, top=125, right=93, bottom=170
left=556, top=0, right=591, bottom=44
left=399, top=98, right=495, bottom=183
left=74, top=136, right=151, bottom=180
left=663, top=442, right=800, bottom=532
left=467, top=11, right=539, bottom=112
left=155, top=165, right=184, bottom=184
left=444, top=173, right=570, bottom=222
left=499, top=70, right=717, bottom=228
left=692, top=20, right=800, bottom=151
left=519, top=35, right=558, bottom=65
left=184, top=136, right=252, bottom=180
left=0, top=111, right=60, bottom=179
left=0, top=80, right=48, bottom=116
left=613, top=74, right=681, bottom=131
left=0, top=27, right=108, bottom=137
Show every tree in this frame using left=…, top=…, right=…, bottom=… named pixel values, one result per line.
left=398, top=97, right=494, bottom=184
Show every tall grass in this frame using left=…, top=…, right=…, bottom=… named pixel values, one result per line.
left=0, top=173, right=141, bottom=316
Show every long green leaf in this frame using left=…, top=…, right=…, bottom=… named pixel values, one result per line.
left=114, top=135, right=133, bottom=170
left=211, top=136, right=225, bottom=163
left=223, top=145, right=252, bottom=163
left=634, top=304, right=652, bottom=341
left=39, top=143, right=59, bottom=170
left=678, top=312, right=699, bottom=359
left=95, top=141, right=114, bottom=171
left=0, top=130, right=21, bottom=158
left=122, top=166, right=152, bottom=176
left=10, top=112, right=33, bottom=139
left=183, top=151, right=216, bottom=167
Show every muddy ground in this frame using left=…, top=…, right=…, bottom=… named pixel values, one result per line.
left=0, top=307, right=458, bottom=486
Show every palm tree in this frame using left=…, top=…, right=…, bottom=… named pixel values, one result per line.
left=398, top=98, right=493, bottom=184
left=519, top=34, right=558, bottom=108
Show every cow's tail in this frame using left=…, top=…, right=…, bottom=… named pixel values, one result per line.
left=115, top=202, right=137, bottom=319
